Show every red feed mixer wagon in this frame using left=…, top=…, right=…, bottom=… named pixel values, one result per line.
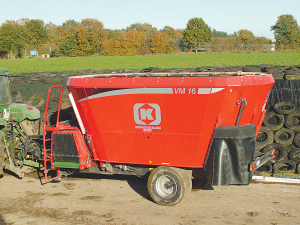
left=43, top=71, right=275, bottom=206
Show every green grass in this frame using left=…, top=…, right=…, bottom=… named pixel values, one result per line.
left=1, top=52, right=300, bottom=74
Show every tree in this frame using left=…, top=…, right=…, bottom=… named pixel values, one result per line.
left=76, top=18, right=106, bottom=55
left=59, top=34, right=77, bottom=56
left=254, top=36, right=272, bottom=52
left=127, top=23, right=157, bottom=38
left=271, top=14, right=300, bottom=48
left=102, top=30, right=143, bottom=56
left=212, top=29, right=229, bottom=37
left=56, top=20, right=78, bottom=56
left=106, top=29, right=123, bottom=39
left=127, top=23, right=158, bottom=55
left=0, top=20, right=25, bottom=58
left=183, top=17, right=212, bottom=52
left=56, top=20, right=78, bottom=45
left=150, top=31, right=168, bottom=54
left=45, top=22, right=58, bottom=55
left=237, top=29, right=255, bottom=43
left=25, top=19, right=48, bottom=56
left=161, top=26, right=183, bottom=53
left=162, top=26, right=177, bottom=39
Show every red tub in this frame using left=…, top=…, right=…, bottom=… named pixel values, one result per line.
left=66, top=72, right=274, bottom=168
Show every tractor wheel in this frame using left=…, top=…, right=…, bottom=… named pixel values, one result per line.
left=147, top=167, right=192, bottom=206
left=274, top=102, right=296, bottom=115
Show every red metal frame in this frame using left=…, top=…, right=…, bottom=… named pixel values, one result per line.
left=66, top=74, right=275, bottom=169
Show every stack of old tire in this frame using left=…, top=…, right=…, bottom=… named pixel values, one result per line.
left=255, top=102, right=300, bottom=175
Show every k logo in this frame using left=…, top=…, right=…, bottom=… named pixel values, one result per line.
left=133, top=103, right=161, bottom=125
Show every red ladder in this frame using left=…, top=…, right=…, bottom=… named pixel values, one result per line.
left=43, top=86, right=64, bottom=182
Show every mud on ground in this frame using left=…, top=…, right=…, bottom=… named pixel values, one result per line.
left=1, top=172, right=300, bottom=225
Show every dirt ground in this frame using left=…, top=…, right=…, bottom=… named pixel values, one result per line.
left=0, top=171, right=300, bottom=225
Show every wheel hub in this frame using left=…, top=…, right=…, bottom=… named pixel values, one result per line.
left=156, top=175, right=177, bottom=198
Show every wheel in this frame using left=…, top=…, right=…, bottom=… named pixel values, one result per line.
left=42, top=108, right=58, bottom=126
left=255, top=126, right=274, bottom=150
left=285, top=74, right=300, bottom=80
left=274, top=102, right=296, bottom=115
left=28, top=95, right=44, bottom=108
left=11, top=90, right=21, bottom=98
left=42, top=77, right=58, bottom=84
left=273, top=159, right=296, bottom=172
left=289, top=148, right=300, bottom=163
left=285, top=112, right=300, bottom=132
left=263, top=112, right=284, bottom=131
left=294, top=132, right=300, bottom=148
left=147, top=167, right=192, bottom=206
left=297, top=164, right=300, bottom=174
left=47, top=97, right=60, bottom=110
left=263, top=143, right=286, bottom=163
left=274, top=128, right=294, bottom=147
left=12, top=96, right=26, bottom=104
left=253, top=161, right=272, bottom=175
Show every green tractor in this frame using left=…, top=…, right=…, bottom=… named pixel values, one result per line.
left=0, top=68, right=40, bottom=177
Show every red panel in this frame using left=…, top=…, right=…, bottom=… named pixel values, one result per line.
left=67, top=74, right=274, bottom=168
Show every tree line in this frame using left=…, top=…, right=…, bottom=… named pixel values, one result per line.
left=0, top=14, right=299, bottom=58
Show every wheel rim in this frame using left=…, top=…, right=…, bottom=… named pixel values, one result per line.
left=156, top=175, right=177, bottom=198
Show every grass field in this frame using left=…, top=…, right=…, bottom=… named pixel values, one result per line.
left=0, top=52, right=300, bottom=74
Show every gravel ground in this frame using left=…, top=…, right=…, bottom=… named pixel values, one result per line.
left=0, top=172, right=300, bottom=225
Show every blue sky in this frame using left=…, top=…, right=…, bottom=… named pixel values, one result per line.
left=1, top=0, right=300, bottom=40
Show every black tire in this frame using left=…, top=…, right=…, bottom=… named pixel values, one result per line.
left=272, top=72, right=284, bottom=80
left=263, top=112, right=284, bottom=131
left=274, top=128, right=294, bottom=147
left=28, top=95, right=44, bottom=108
left=12, top=96, right=26, bottom=104
left=253, top=161, right=273, bottom=175
left=147, top=167, right=192, bottom=206
left=297, top=164, right=300, bottom=174
left=226, top=66, right=243, bottom=72
left=26, top=78, right=42, bottom=84
left=45, top=109, right=58, bottom=126
left=42, top=77, right=58, bottom=84
left=263, top=143, right=286, bottom=163
left=11, top=90, right=21, bottom=98
left=274, top=102, right=296, bottom=114
left=289, top=148, right=300, bottom=163
left=40, top=108, right=58, bottom=126
left=284, top=74, right=300, bottom=80
left=57, top=77, right=68, bottom=84
left=11, top=79, right=24, bottom=84
left=285, top=112, right=300, bottom=132
left=273, top=159, right=296, bottom=172
left=242, top=67, right=262, bottom=72
left=47, top=97, right=60, bottom=110
left=255, top=126, right=274, bottom=150
left=294, top=132, right=300, bottom=148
